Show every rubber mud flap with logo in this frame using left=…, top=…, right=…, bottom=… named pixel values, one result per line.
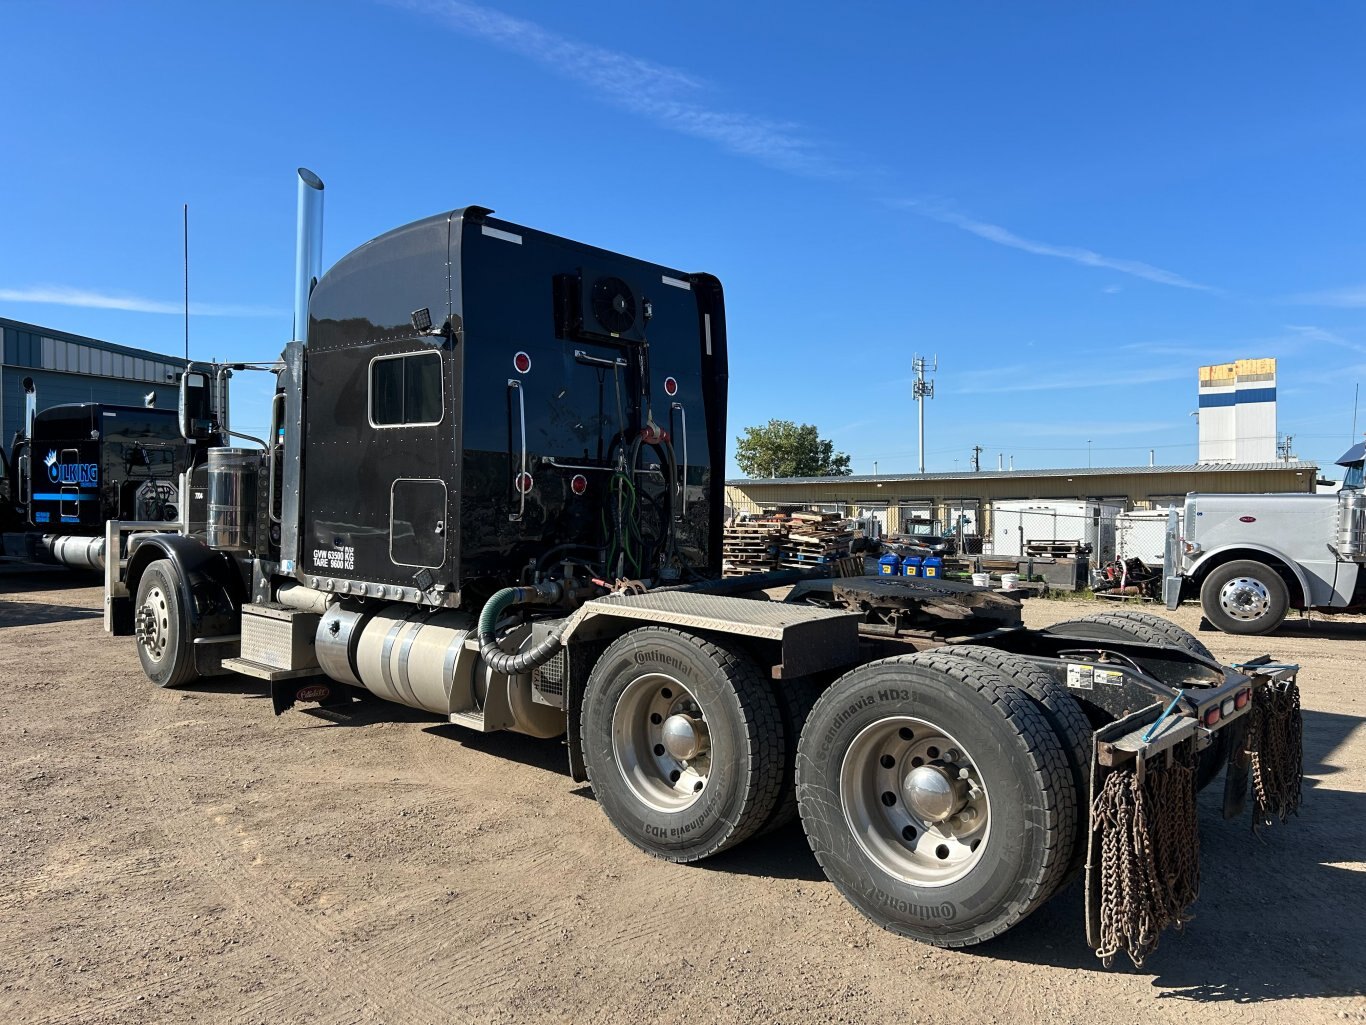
left=794, top=652, right=1078, bottom=948
left=272, top=678, right=333, bottom=716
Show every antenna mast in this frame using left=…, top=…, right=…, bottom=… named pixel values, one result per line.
left=912, top=354, right=937, bottom=473
left=183, top=203, right=189, bottom=363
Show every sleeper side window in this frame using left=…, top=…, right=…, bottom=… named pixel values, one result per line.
left=369, top=351, right=443, bottom=427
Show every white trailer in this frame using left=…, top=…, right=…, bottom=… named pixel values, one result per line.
left=1116, top=508, right=1183, bottom=567
left=990, top=499, right=1121, bottom=561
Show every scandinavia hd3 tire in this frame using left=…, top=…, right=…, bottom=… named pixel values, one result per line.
left=581, top=627, right=784, bottom=863
left=133, top=559, right=199, bottom=688
left=934, top=644, right=1092, bottom=881
left=796, top=653, right=1076, bottom=947
left=1048, top=610, right=1216, bottom=662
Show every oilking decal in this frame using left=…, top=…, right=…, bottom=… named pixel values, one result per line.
left=44, top=450, right=99, bottom=486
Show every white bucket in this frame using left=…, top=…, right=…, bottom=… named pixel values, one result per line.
left=971, top=572, right=990, bottom=588
left=1001, top=573, right=1020, bottom=591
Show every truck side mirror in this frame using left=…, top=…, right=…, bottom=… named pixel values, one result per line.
left=179, top=371, right=214, bottom=441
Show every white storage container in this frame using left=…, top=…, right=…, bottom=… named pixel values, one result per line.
left=989, top=499, right=1122, bottom=561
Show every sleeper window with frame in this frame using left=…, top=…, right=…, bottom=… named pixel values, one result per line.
left=370, top=350, right=443, bottom=427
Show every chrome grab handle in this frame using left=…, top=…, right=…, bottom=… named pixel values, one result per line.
left=574, top=349, right=628, bottom=369
left=509, top=379, right=527, bottom=522
left=671, top=401, right=688, bottom=519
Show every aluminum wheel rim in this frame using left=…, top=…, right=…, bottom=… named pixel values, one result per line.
left=1219, top=576, right=1271, bottom=622
left=840, top=715, right=990, bottom=887
left=136, top=584, right=170, bottom=661
left=610, top=673, right=710, bottom=813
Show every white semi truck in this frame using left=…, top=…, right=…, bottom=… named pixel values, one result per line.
left=1164, top=444, right=1366, bottom=634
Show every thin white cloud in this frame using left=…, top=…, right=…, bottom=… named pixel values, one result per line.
left=0, top=285, right=281, bottom=317
left=1286, top=284, right=1366, bottom=308
left=390, top=0, right=843, bottom=177
left=949, top=364, right=1188, bottom=395
left=898, top=202, right=1219, bottom=293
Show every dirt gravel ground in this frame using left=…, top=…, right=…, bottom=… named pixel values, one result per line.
left=1, top=567, right=1363, bottom=1025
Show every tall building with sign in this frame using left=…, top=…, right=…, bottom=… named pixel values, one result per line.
left=1197, top=358, right=1277, bottom=463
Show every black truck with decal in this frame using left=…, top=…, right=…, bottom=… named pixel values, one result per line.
left=103, top=169, right=1304, bottom=967
left=3, top=378, right=192, bottom=569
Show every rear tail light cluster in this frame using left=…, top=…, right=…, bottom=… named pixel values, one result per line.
left=1203, top=687, right=1253, bottom=727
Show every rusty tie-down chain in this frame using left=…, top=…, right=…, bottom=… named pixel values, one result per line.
left=1247, top=678, right=1304, bottom=827
left=1092, top=740, right=1200, bottom=968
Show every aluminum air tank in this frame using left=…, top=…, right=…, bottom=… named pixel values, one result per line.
left=206, top=447, right=259, bottom=553
left=40, top=534, right=105, bottom=571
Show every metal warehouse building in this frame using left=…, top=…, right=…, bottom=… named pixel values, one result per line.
left=2, top=317, right=184, bottom=444
left=727, top=461, right=1318, bottom=540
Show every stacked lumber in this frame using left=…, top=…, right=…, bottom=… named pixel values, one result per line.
left=722, top=522, right=782, bottom=577
left=778, top=512, right=854, bottom=569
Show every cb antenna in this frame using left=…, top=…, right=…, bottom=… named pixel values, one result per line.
left=183, top=202, right=189, bottom=363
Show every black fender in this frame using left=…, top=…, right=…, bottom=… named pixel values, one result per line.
left=126, top=533, right=246, bottom=638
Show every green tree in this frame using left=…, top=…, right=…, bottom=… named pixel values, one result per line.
left=734, top=420, right=852, bottom=478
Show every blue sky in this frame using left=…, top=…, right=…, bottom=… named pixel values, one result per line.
left=3, top=1, right=1365, bottom=478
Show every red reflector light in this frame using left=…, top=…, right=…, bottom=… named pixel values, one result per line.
left=1203, top=706, right=1222, bottom=727
left=571, top=474, right=588, bottom=495
left=1235, top=689, right=1251, bottom=710
left=515, top=472, right=534, bottom=494
left=513, top=351, right=531, bottom=374
left=664, top=376, right=678, bottom=396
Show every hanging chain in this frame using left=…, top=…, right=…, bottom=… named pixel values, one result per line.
left=1093, top=739, right=1200, bottom=968
left=1247, top=678, right=1304, bottom=826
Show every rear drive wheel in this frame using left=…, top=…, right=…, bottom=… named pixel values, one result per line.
left=1199, top=560, right=1290, bottom=636
left=935, top=645, right=1092, bottom=881
left=1044, top=612, right=1229, bottom=789
left=796, top=653, right=1076, bottom=947
left=581, top=627, right=784, bottom=862
left=1088, top=608, right=1216, bottom=662
left=134, top=559, right=199, bottom=688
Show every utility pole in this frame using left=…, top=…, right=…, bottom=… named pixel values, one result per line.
left=912, top=353, right=937, bottom=474
left=971, top=445, right=983, bottom=472
left=1277, top=434, right=1294, bottom=462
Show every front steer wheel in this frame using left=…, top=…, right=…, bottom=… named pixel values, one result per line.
left=133, top=559, right=199, bottom=688
left=1199, top=559, right=1290, bottom=636
left=581, top=627, right=785, bottom=863
left=796, top=653, right=1076, bottom=947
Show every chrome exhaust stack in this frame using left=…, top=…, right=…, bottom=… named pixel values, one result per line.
left=22, top=376, right=36, bottom=439
left=292, top=168, right=325, bottom=345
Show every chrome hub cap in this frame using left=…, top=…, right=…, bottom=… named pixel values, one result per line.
left=1219, top=576, right=1271, bottom=622
left=840, top=716, right=990, bottom=886
left=902, top=763, right=966, bottom=823
left=611, top=674, right=710, bottom=812
left=136, top=585, right=170, bottom=661
left=661, top=713, right=708, bottom=761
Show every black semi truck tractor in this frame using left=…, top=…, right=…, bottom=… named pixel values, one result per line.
left=104, top=169, right=1303, bottom=966
left=3, top=379, right=193, bottom=569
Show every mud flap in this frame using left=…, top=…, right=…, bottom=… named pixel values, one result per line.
left=271, top=677, right=351, bottom=716
left=1221, top=716, right=1252, bottom=820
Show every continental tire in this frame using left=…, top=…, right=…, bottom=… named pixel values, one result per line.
left=1199, top=560, right=1290, bottom=636
left=1076, top=609, right=1216, bottom=662
left=1043, top=613, right=1229, bottom=790
left=796, top=653, right=1076, bottom=947
left=581, top=627, right=784, bottom=862
left=934, top=644, right=1092, bottom=880
left=758, top=677, right=825, bottom=836
left=134, top=559, right=199, bottom=688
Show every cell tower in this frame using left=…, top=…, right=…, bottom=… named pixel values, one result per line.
left=912, top=354, right=937, bottom=473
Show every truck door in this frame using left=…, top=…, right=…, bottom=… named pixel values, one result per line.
left=303, top=339, right=456, bottom=594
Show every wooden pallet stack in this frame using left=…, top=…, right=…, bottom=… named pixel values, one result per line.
left=778, top=512, right=855, bottom=570
left=722, top=522, right=783, bottom=577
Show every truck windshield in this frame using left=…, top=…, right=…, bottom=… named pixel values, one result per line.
left=1344, top=462, right=1364, bottom=490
